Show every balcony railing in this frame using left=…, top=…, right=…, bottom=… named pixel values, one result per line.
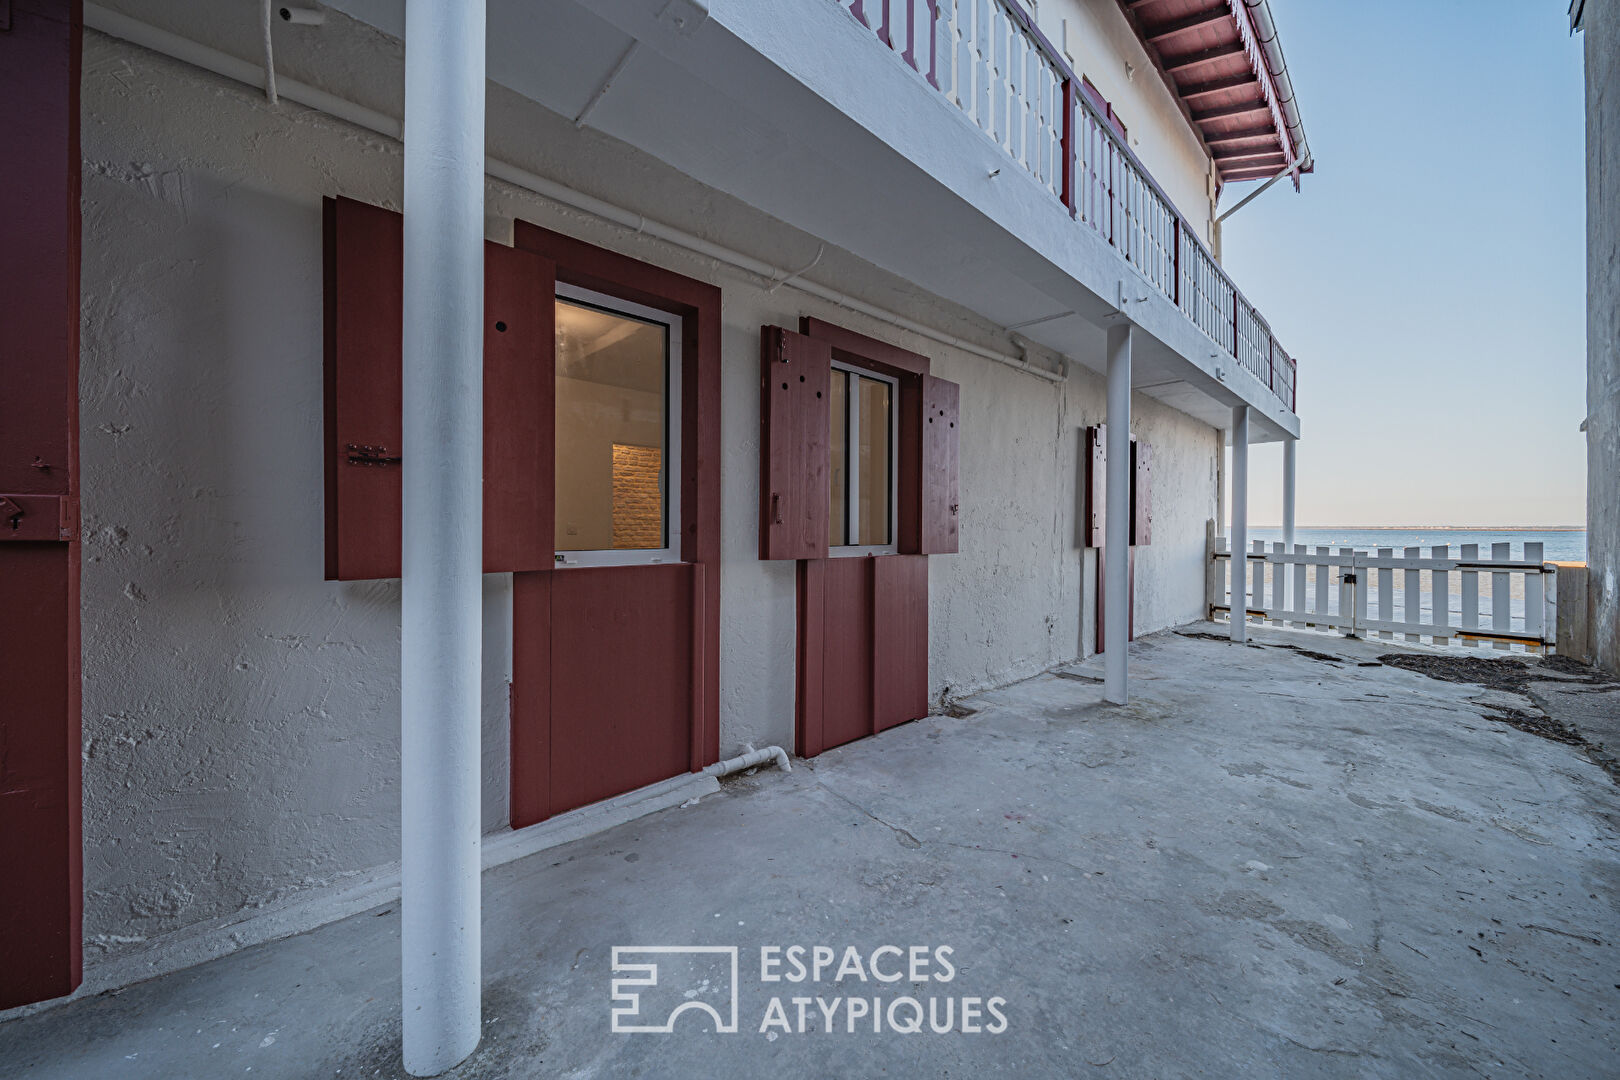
left=832, top=0, right=1298, bottom=413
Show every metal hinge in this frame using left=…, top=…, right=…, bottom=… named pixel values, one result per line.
left=0, top=493, right=76, bottom=541
left=346, top=444, right=401, bottom=467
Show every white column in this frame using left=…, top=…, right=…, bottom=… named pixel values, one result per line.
left=401, top=0, right=485, bottom=1074
left=1281, top=435, right=1296, bottom=611
left=1104, top=324, right=1132, bottom=704
left=1229, top=406, right=1250, bottom=642
left=1281, top=436, right=1297, bottom=550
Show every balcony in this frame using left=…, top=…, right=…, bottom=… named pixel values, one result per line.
left=833, top=0, right=1296, bottom=412
left=296, top=0, right=1298, bottom=436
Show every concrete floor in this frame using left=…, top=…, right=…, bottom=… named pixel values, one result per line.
left=3, top=624, right=1618, bottom=1079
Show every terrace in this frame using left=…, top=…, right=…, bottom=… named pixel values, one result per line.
left=2, top=625, right=1614, bottom=1077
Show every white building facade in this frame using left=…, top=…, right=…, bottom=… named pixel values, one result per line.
left=0, top=0, right=1309, bottom=1040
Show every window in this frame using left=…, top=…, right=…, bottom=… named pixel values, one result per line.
left=828, top=362, right=898, bottom=554
left=553, top=283, right=682, bottom=566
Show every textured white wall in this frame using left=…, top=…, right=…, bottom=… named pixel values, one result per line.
left=76, top=30, right=1216, bottom=971
left=1585, top=0, right=1620, bottom=675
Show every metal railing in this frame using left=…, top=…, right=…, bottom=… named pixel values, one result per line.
left=831, top=0, right=1298, bottom=413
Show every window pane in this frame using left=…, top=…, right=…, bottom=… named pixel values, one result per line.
left=554, top=299, right=668, bottom=551
left=856, top=376, right=892, bottom=546
left=828, top=369, right=849, bottom=547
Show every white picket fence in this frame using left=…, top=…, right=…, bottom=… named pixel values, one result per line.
left=1209, top=539, right=1558, bottom=652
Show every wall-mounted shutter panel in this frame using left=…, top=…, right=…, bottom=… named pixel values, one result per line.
left=1084, top=424, right=1105, bottom=548
left=1130, top=440, right=1152, bottom=546
left=482, top=243, right=556, bottom=572
left=324, top=196, right=555, bottom=579
left=758, top=325, right=831, bottom=560
left=918, top=374, right=960, bottom=554
left=325, top=197, right=405, bottom=582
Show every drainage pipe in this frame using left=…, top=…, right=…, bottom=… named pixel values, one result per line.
left=399, top=0, right=485, bottom=1073
left=79, top=5, right=1065, bottom=386
left=702, top=745, right=792, bottom=778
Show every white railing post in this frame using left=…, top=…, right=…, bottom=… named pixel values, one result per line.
left=1354, top=551, right=1369, bottom=637
left=1291, top=544, right=1306, bottom=628
left=1376, top=547, right=1394, bottom=640
left=1229, top=406, right=1250, bottom=642
left=1252, top=539, right=1266, bottom=623
left=1339, top=548, right=1358, bottom=637
left=1431, top=544, right=1450, bottom=646
left=1491, top=541, right=1512, bottom=650
left=1272, top=541, right=1286, bottom=623
left=1314, top=545, right=1330, bottom=630
left=1544, top=563, right=1559, bottom=653
left=1525, top=541, right=1545, bottom=652
left=1461, top=542, right=1480, bottom=646
left=1403, top=546, right=1423, bottom=643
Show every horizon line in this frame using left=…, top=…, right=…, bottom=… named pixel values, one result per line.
left=1249, top=524, right=1586, bottom=531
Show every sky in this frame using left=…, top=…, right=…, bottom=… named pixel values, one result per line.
left=1216, top=0, right=1588, bottom=528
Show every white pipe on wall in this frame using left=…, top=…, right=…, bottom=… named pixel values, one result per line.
left=399, top=0, right=486, bottom=1074
left=1230, top=405, right=1250, bottom=643
left=80, top=5, right=1065, bottom=387
left=1103, top=324, right=1132, bottom=704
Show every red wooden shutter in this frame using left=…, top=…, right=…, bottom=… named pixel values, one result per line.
left=758, top=325, right=831, bottom=560
left=1131, top=439, right=1152, bottom=546
left=919, top=374, right=960, bottom=554
left=482, top=243, right=555, bottom=572
left=324, top=197, right=403, bottom=581
left=323, top=197, right=555, bottom=579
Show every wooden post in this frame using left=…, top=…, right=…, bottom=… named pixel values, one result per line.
left=1525, top=542, right=1546, bottom=649
left=1461, top=543, right=1480, bottom=647
left=1061, top=76, right=1076, bottom=217
left=1491, top=541, right=1512, bottom=650
left=1339, top=548, right=1358, bottom=637
left=1431, top=545, right=1451, bottom=646
left=1377, top=548, right=1394, bottom=640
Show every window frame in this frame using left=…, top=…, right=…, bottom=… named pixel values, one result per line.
left=551, top=281, right=684, bottom=568
left=829, top=359, right=900, bottom=558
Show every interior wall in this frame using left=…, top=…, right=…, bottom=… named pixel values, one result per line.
left=554, top=377, right=664, bottom=551
left=75, top=29, right=1217, bottom=976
